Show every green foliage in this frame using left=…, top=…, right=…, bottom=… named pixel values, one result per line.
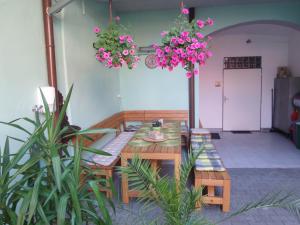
left=119, top=151, right=300, bottom=225
left=0, top=85, right=115, bottom=225
left=93, top=21, right=139, bottom=69
left=119, top=150, right=210, bottom=225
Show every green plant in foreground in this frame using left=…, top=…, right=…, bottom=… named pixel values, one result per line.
left=0, top=85, right=115, bottom=225
left=119, top=151, right=300, bottom=225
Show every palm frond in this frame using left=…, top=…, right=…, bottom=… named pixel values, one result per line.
left=216, top=192, right=300, bottom=224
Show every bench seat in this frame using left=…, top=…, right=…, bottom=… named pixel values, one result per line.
left=88, top=132, right=135, bottom=167
left=86, top=132, right=135, bottom=197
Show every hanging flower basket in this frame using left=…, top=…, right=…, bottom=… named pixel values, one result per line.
left=153, top=7, right=214, bottom=78
left=93, top=17, right=140, bottom=69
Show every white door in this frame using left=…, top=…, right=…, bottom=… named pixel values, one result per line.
left=223, top=69, right=261, bottom=131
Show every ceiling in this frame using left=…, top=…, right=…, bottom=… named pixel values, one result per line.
left=96, top=0, right=298, bottom=13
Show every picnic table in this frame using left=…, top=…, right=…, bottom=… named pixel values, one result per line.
left=121, top=122, right=182, bottom=203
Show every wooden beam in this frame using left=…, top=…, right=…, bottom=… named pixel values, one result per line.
left=188, top=7, right=195, bottom=128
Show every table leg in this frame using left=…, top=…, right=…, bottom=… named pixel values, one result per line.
left=121, top=157, right=129, bottom=204
left=151, top=160, right=158, bottom=173
left=174, top=154, right=181, bottom=183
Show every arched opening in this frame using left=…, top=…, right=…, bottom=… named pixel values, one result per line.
left=198, top=21, right=300, bottom=168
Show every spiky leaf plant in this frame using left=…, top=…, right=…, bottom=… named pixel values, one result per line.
left=119, top=151, right=300, bottom=225
left=0, top=85, right=115, bottom=225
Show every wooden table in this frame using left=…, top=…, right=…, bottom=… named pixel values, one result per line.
left=121, top=123, right=182, bottom=203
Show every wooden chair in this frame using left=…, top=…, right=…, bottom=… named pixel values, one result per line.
left=194, top=170, right=231, bottom=212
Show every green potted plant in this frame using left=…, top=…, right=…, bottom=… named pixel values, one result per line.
left=0, top=85, right=115, bottom=225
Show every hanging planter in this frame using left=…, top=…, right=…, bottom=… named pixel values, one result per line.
left=153, top=6, right=214, bottom=78
left=93, top=2, right=139, bottom=69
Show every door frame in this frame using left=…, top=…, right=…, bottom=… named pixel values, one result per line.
left=222, top=68, right=263, bottom=131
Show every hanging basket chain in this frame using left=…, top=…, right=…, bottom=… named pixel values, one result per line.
left=109, top=0, right=112, bottom=23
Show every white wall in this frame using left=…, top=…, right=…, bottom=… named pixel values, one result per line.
left=289, top=31, right=300, bottom=76
left=199, top=33, right=289, bottom=129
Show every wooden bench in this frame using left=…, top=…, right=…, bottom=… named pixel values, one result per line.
left=79, top=112, right=124, bottom=197
left=79, top=110, right=189, bottom=197
left=194, top=170, right=231, bottom=212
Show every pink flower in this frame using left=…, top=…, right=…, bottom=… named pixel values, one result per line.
left=196, top=20, right=205, bottom=29
left=181, top=8, right=189, bottom=15
left=181, top=31, right=189, bottom=38
left=156, top=48, right=164, bottom=57
left=194, top=69, right=199, bottom=76
left=96, top=54, right=101, bottom=60
left=119, top=35, right=126, bottom=43
left=120, top=59, right=126, bottom=65
left=161, top=31, right=168, bottom=37
left=129, top=49, right=135, bottom=55
left=98, top=47, right=105, bottom=52
left=186, top=71, right=192, bottom=78
left=192, top=38, right=198, bottom=43
left=199, top=42, right=208, bottom=49
left=198, top=52, right=205, bottom=61
left=206, top=17, right=214, bottom=26
left=122, top=49, right=129, bottom=56
left=127, top=35, right=133, bottom=43
left=194, top=43, right=201, bottom=49
left=164, top=46, right=171, bottom=53
left=106, top=61, right=113, bottom=67
left=134, top=56, right=140, bottom=62
left=178, top=38, right=184, bottom=45
left=93, top=26, right=101, bottom=33
left=196, top=32, right=204, bottom=39
left=171, top=37, right=177, bottom=44
left=115, top=16, right=120, bottom=22
left=103, top=52, right=110, bottom=59
left=191, top=58, right=196, bottom=64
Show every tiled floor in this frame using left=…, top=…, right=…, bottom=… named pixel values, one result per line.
left=113, top=132, right=300, bottom=225
left=216, top=132, right=300, bottom=168
left=114, top=168, right=300, bottom=225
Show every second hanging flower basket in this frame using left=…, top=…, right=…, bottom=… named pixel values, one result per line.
left=153, top=7, right=214, bottom=78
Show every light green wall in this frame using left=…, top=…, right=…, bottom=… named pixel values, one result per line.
left=119, top=10, right=188, bottom=110
left=0, top=0, right=48, bottom=147
left=2, top=0, right=300, bottom=149
left=53, top=0, right=121, bottom=129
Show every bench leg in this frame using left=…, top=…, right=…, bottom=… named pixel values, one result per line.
left=222, top=179, right=231, bottom=212
left=195, top=178, right=202, bottom=208
left=106, top=170, right=113, bottom=198
left=151, top=160, right=158, bottom=173
left=121, top=157, right=129, bottom=204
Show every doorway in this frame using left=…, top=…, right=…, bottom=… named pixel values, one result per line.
left=223, top=68, right=262, bottom=131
